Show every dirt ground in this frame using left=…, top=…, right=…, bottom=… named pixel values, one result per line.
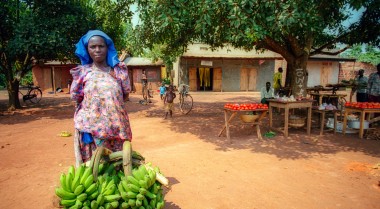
left=0, top=90, right=379, bottom=209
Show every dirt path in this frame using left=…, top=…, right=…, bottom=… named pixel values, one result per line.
left=0, top=91, right=379, bottom=209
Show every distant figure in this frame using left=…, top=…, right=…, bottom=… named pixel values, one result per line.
left=260, top=82, right=274, bottom=105
left=273, top=67, right=283, bottom=96
left=354, top=69, right=368, bottom=102
left=141, top=70, right=147, bottom=86
left=164, top=85, right=176, bottom=119
left=67, top=79, right=72, bottom=94
left=159, top=82, right=166, bottom=100
left=368, top=64, right=380, bottom=102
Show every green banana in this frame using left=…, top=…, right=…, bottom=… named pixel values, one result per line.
left=89, top=191, right=99, bottom=200
left=121, top=202, right=129, bottom=209
left=96, top=194, right=105, bottom=206
left=91, top=200, right=98, bottom=209
left=66, top=173, right=74, bottom=192
left=127, top=183, right=140, bottom=193
left=103, top=184, right=116, bottom=196
left=135, top=199, right=142, bottom=207
left=144, top=190, right=156, bottom=200
left=85, top=183, right=98, bottom=195
left=55, top=187, right=76, bottom=200
left=120, top=191, right=128, bottom=201
left=136, top=193, right=145, bottom=201
left=59, top=173, right=69, bottom=192
left=60, top=199, right=76, bottom=207
left=118, top=182, right=125, bottom=194
left=126, top=191, right=137, bottom=199
left=68, top=165, right=75, bottom=178
left=104, top=194, right=121, bottom=203
left=126, top=176, right=140, bottom=187
left=80, top=167, right=93, bottom=185
left=110, top=201, right=119, bottom=208
left=77, top=193, right=87, bottom=202
left=74, top=184, right=85, bottom=196
left=128, top=199, right=136, bottom=207
left=84, top=174, right=95, bottom=189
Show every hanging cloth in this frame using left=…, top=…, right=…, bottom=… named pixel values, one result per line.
left=205, top=68, right=210, bottom=87
left=199, top=68, right=204, bottom=86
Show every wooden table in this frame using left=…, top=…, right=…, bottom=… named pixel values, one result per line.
left=218, top=109, right=268, bottom=143
left=312, top=108, right=339, bottom=135
left=342, top=107, right=380, bottom=139
left=309, top=92, right=347, bottom=106
left=267, top=99, right=313, bottom=138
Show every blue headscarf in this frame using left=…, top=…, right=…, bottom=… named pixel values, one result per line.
left=75, top=30, right=120, bottom=67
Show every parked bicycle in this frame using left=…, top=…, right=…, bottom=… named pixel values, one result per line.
left=18, top=84, right=42, bottom=104
left=178, top=84, right=193, bottom=114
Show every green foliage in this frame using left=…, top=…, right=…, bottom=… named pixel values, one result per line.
left=341, top=44, right=380, bottom=65
left=133, top=0, right=380, bottom=63
left=0, top=0, right=133, bottom=109
left=162, top=77, right=170, bottom=85
left=20, top=71, right=33, bottom=86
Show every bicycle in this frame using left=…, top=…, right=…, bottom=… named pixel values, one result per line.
left=18, top=84, right=43, bottom=104
left=178, top=84, right=193, bottom=114
left=142, top=81, right=153, bottom=103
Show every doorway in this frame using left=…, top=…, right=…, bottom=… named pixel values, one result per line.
left=189, top=67, right=216, bottom=91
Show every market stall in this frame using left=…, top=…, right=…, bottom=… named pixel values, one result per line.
left=342, top=102, right=380, bottom=139
left=267, top=99, right=313, bottom=138
left=219, top=103, right=268, bottom=143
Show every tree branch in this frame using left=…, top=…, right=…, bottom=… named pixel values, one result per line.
left=286, top=35, right=304, bottom=57
left=310, top=32, right=349, bottom=55
left=315, top=46, right=351, bottom=55
left=262, top=37, right=294, bottom=62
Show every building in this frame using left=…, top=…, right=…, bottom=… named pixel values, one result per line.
left=172, top=43, right=356, bottom=92
left=124, top=57, right=165, bottom=93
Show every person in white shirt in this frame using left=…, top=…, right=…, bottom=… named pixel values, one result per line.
left=261, top=82, right=274, bottom=104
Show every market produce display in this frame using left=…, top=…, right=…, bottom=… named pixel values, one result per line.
left=345, top=102, right=380, bottom=109
left=224, top=103, right=268, bottom=110
left=55, top=144, right=168, bottom=209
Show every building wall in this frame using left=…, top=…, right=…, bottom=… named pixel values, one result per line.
left=32, top=65, right=74, bottom=92
left=339, top=62, right=376, bottom=82
left=179, top=57, right=276, bottom=92
left=306, top=61, right=339, bottom=87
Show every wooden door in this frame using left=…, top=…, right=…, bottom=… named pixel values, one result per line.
left=189, top=67, right=197, bottom=91
left=321, top=64, right=330, bottom=87
left=248, top=68, right=257, bottom=91
left=240, top=68, right=257, bottom=91
left=213, top=68, right=222, bottom=92
left=240, top=68, right=248, bottom=91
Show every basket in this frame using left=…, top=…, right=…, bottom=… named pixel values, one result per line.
left=240, top=114, right=259, bottom=123
left=288, top=116, right=306, bottom=127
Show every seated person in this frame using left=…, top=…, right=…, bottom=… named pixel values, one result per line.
left=261, top=82, right=274, bottom=104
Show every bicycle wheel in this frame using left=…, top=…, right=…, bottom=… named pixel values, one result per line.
left=29, top=88, right=42, bottom=103
left=180, top=94, right=193, bottom=114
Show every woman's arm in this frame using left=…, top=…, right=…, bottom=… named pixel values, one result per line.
left=70, top=66, right=85, bottom=104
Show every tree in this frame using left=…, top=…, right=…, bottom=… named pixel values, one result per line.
left=0, top=0, right=132, bottom=110
left=0, top=0, right=96, bottom=110
left=341, top=44, right=380, bottom=65
left=133, top=0, right=380, bottom=96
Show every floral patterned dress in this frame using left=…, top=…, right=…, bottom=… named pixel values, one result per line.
left=70, top=62, right=132, bottom=162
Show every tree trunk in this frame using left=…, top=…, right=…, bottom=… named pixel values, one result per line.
left=7, top=80, right=22, bottom=111
left=287, top=56, right=309, bottom=97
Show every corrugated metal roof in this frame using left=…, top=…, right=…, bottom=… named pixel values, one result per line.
left=123, top=57, right=163, bottom=66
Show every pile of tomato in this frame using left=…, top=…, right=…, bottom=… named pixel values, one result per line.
left=224, top=103, right=268, bottom=110
left=345, top=102, right=380, bottom=109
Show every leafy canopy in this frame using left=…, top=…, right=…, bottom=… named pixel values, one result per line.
left=133, top=0, right=379, bottom=63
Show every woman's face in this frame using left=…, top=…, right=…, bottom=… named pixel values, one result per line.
left=87, top=36, right=108, bottom=65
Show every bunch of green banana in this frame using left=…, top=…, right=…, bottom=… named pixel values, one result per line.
left=118, top=164, right=165, bottom=209
left=95, top=175, right=121, bottom=209
left=55, top=165, right=98, bottom=209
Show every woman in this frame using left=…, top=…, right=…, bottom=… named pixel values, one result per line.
left=70, top=30, right=132, bottom=165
